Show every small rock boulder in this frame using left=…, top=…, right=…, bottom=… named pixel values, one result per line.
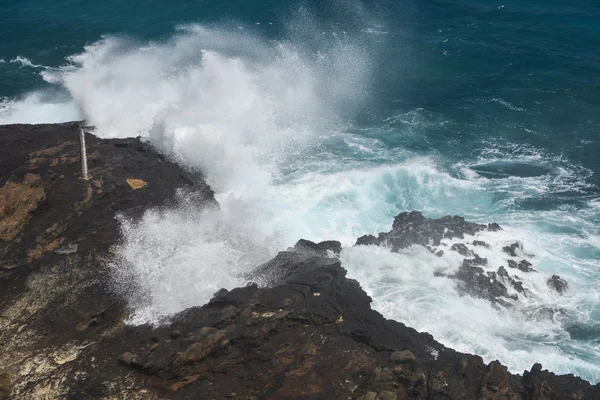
left=503, top=242, right=521, bottom=257
left=450, top=243, right=472, bottom=257
left=488, top=223, right=502, bottom=231
left=294, top=239, right=342, bottom=256
left=517, top=260, right=534, bottom=273
left=497, top=266, right=509, bottom=279
left=547, top=275, right=568, bottom=294
left=118, top=352, right=144, bottom=369
left=390, top=350, right=416, bottom=364
left=392, top=211, right=426, bottom=230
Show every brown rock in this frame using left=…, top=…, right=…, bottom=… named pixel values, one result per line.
left=479, top=361, right=518, bottom=400
left=197, top=327, right=218, bottom=340
left=0, top=174, right=45, bottom=241
left=168, top=375, right=200, bottom=392
left=374, top=367, right=396, bottom=383
left=0, top=372, right=11, bottom=400
left=390, top=350, right=416, bottom=364
left=176, top=330, right=227, bottom=364
left=361, top=392, right=378, bottom=400
left=376, top=391, right=397, bottom=400
left=118, top=352, right=143, bottom=369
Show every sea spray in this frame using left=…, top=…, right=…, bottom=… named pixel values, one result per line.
left=63, top=19, right=376, bottom=323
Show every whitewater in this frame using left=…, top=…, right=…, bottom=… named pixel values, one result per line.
left=2, top=10, right=600, bottom=384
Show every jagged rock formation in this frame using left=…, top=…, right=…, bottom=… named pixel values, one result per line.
left=0, top=123, right=597, bottom=399
left=0, top=123, right=214, bottom=398
left=74, top=246, right=600, bottom=399
left=357, top=211, right=567, bottom=306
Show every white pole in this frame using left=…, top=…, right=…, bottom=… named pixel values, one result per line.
left=80, top=128, right=90, bottom=180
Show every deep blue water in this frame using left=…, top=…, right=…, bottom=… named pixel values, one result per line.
left=3, top=1, right=600, bottom=195
left=2, top=0, right=600, bottom=383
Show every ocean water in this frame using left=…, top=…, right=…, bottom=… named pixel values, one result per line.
left=2, top=0, right=600, bottom=383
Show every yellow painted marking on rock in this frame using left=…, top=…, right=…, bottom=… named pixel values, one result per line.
left=251, top=311, right=276, bottom=318
left=126, top=178, right=148, bottom=190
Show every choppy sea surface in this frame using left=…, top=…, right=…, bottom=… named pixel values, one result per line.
left=2, top=0, right=600, bottom=383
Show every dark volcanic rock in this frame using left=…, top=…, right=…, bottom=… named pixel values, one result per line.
left=548, top=275, right=569, bottom=294
left=0, top=123, right=214, bottom=272
left=454, top=261, right=513, bottom=301
left=497, top=266, right=509, bottom=278
left=508, top=259, right=535, bottom=273
left=294, top=238, right=342, bottom=256
left=354, top=211, right=559, bottom=306
left=518, top=259, right=535, bottom=272
left=246, top=238, right=342, bottom=287
left=451, top=243, right=473, bottom=256
left=355, top=212, right=525, bottom=304
left=503, top=242, right=522, bottom=257
left=67, top=254, right=599, bottom=399
left=472, top=240, right=490, bottom=248
left=0, top=123, right=593, bottom=399
left=55, top=253, right=600, bottom=399
left=358, top=211, right=490, bottom=251
left=0, top=372, right=11, bottom=400
left=0, top=123, right=215, bottom=398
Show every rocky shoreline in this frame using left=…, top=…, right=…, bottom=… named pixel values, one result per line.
left=0, top=123, right=598, bottom=399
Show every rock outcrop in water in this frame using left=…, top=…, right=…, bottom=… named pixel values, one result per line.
left=0, top=123, right=596, bottom=399
left=357, top=210, right=568, bottom=306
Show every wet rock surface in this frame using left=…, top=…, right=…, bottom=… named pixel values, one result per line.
left=356, top=211, right=565, bottom=306
left=356, top=211, right=493, bottom=250
left=548, top=275, right=569, bottom=294
left=0, top=123, right=595, bottom=399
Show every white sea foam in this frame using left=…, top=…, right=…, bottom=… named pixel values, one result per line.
left=490, top=97, right=527, bottom=112
left=111, top=191, right=279, bottom=324
left=10, top=56, right=52, bottom=69
left=266, top=158, right=492, bottom=245
left=40, top=20, right=374, bottom=321
left=42, top=25, right=370, bottom=194
left=0, top=92, right=80, bottom=125
left=341, top=229, right=600, bottom=382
